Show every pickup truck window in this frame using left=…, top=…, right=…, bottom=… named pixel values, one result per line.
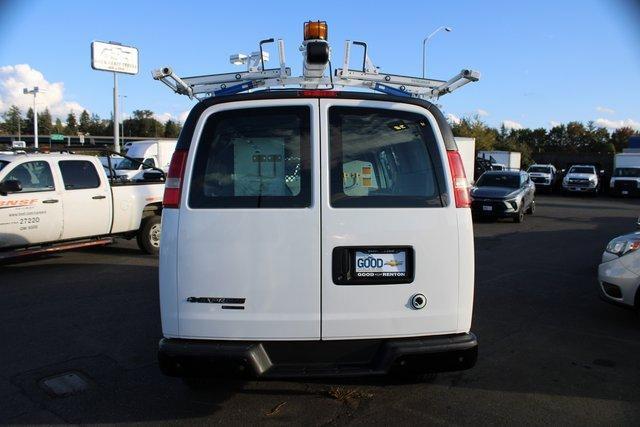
left=569, top=166, right=595, bottom=174
left=2, top=161, right=55, bottom=193
left=329, top=107, right=444, bottom=208
left=528, top=166, right=551, bottom=173
left=116, top=157, right=144, bottom=170
left=59, top=160, right=101, bottom=190
left=189, top=106, right=311, bottom=208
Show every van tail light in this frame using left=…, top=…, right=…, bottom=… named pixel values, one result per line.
left=163, top=149, right=188, bottom=208
left=446, top=150, right=471, bottom=208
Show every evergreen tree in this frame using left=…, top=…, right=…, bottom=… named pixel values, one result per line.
left=25, top=108, right=35, bottom=135
left=66, top=112, right=78, bottom=134
left=38, top=108, right=53, bottom=135
left=164, top=120, right=181, bottom=138
left=79, top=110, right=91, bottom=134
left=53, top=118, right=65, bottom=134
left=2, top=105, right=23, bottom=135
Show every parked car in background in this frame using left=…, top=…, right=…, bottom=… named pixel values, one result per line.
left=527, top=164, right=557, bottom=192
left=471, top=170, right=535, bottom=223
left=598, top=230, right=640, bottom=313
left=610, top=153, right=640, bottom=196
left=562, top=164, right=600, bottom=195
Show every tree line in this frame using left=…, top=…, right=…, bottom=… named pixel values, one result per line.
left=450, top=115, right=639, bottom=165
left=0, top=105, right=182, bottom=138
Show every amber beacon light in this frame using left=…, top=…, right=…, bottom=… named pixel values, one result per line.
left=304, top=21, right=328, bottom=41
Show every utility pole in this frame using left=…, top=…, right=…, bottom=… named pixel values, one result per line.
left=23, top=86, right=43, bottom=148
left=113, top=73, right=120, bottom=153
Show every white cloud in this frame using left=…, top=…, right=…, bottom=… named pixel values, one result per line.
left=502, top=120, right=523, bottom=130
left=446, top=113, right=461, bottom=125
left=153, top=112, right=174, bottom=123
left=549, top=120, right=561, bottom=128
left=0, top=64, right=88, bottom=121
left=476, top=109, right=489, bottom=117
left=594, top=118, right=640, bottom=131
left=596, top=106, right=615, bottom=115
left=154, top=110, right=190, bottom=124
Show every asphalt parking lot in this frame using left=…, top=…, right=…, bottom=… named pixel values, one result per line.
left=1, top=195, right=639, bottom=425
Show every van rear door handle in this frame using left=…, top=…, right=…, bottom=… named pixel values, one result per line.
left=92, top=195, right=106, bottom=200
left=42, top=199, right=59, bottom=204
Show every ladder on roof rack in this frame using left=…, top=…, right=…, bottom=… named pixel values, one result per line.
left=152, top=27, right=480, bottom=101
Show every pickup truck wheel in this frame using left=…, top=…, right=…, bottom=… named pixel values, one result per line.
left=137, top=215, right=161, bottom=255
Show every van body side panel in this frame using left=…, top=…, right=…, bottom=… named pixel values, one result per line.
left=175, top=99, right=321, bottom=340
left=159, top=209, right=180, bottom=336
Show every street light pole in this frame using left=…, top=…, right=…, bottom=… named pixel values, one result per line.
left=23, top=86, right=42, bottom=148
left=113, top=72, right=120, bottom=153
left=120, top=94, right=127, bottom=147
left=422, top=26, right=452, bottom=78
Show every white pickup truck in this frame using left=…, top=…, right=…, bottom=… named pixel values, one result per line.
left=0, top=152, right=165, bottom=259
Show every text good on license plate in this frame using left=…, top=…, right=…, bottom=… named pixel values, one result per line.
left=355, top=250, right=406, bottom=278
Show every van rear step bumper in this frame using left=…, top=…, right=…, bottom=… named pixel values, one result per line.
left=158, top=333, right=477, bottom=379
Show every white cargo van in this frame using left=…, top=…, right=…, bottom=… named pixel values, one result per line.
left=610, top=153, right=640, bottom=196
left=154, top=22, right=479, bottom=380
left=115, top=139, right=177, bottom=180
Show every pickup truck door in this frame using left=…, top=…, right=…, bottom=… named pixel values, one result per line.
left=57, top=159, right=111, bottom=240
left=0, top=160, right=63, bottom=248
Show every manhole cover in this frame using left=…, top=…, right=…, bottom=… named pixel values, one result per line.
left=39, top=371, right=91, bottom=397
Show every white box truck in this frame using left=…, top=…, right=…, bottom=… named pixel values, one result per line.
left=455, top=137, right=476, bottom=183
left=477, top=150, right=521, bottom=171
left=610, top=153, right=640, bottom=196
left=115, top=139, right=177, bottom=180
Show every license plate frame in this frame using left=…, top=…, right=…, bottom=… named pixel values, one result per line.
left=332, top=246, right=415, bottom=285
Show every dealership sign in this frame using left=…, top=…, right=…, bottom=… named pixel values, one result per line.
left=91, top=41, right=139, bottom=75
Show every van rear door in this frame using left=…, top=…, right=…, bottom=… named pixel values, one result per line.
left=319, top=99, right=460, bottom=339
left=176, top=99, right=320, bottom=339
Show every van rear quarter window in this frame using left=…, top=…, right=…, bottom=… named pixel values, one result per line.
left=189, top=107, right=311, bottom=208
left=329, top=107, right=446, bottom=208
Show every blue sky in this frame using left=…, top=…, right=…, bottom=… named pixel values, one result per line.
left=1, top=0, right=639, bottom=131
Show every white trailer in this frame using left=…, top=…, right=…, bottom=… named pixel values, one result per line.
left=477, top=150, right=521, bottom=170
left=455, top=137, right=476, bottom=183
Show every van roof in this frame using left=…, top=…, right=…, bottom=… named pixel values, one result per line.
left=176, top=90, right=458, bottom=152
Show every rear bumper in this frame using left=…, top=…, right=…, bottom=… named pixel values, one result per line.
left=158, top=333, right=478, bottom=379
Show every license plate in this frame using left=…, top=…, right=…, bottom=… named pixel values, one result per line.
left=355, top=250, right=407, bottom=278
left=483, top=205, right=493, bottom=212
left=622, top=190, right=629, bottom=195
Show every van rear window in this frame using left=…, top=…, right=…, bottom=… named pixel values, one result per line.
left=189, top=107, right=311, bottom=208
left=329, top=107, right=446, bottom=208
